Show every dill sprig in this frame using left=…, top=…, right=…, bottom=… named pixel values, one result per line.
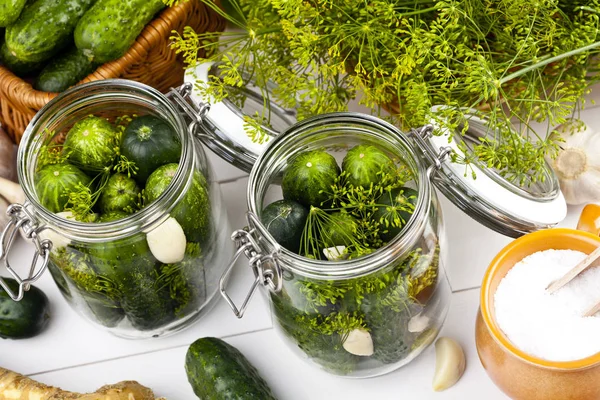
left=170, top=0, right=600, bottom=186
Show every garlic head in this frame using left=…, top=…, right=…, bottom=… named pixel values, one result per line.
left=547, top=120, right=600, bottom=205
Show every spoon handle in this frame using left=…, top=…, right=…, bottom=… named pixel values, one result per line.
left=546, top=247, right=600, bottom=294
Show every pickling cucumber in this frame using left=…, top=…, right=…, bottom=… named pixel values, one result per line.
left=0, top=41, right=43, bottom=77
left=6, top=0, right=95, bottom=63
left=34, top=47, right=97, bottom=93
left=185, top=337, right=277, bottom=400
left=0, top=277, right=50, bottom=339
left=0, top=0, right=27, bottom=27
left=74, top=0, right=165, bottom=63
left=261, top=199, right=308, bottom=254
left=282, top=150, right=340, bottom=208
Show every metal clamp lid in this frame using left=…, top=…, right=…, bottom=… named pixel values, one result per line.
left=423, top=111, right=567, bottom=237
left=182, top=62, right=297, bottom=173
left=0, top=203, right=51, bottom=301
left=219, top=212, right=282, bottom=319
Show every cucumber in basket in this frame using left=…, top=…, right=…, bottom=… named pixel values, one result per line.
left=34, top=47, right=97, bottom=93
left=5, top=0, right=96, bottom=63
left=74, top=0, right=165, bottom=64
left=0, top=41, right=43, bottom=77
left=0, top=0, right=27, bottom=27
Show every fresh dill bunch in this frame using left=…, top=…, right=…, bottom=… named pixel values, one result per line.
left=171, top=0, right=600, bottom=186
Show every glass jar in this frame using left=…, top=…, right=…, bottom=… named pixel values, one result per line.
left=220, top=113, right=450, bottom=377
left=0, top=80, right=233, bottom=339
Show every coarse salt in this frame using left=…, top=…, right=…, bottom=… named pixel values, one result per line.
left=494, top=249, right=600, bottom=362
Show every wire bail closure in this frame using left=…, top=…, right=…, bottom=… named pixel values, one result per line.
left=409, top=124, right=452, bottom=176
left=167, top=82, right=211, bottom=134
left=219, top=212, right=282, bottom=319
left=0, top=203, right=51, bottom=301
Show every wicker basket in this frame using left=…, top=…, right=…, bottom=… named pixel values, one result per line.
left=0, top=0, right=225, bottom=144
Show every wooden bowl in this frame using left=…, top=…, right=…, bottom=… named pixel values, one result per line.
left=476, top=225, right=600, bottom=400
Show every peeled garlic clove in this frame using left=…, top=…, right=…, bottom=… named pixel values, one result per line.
left=432, top=337, right=466, bottom=392
left=342, top=328, right=374, bottom=356
left=146, top=217, right=186, bottom=263
left=408, top=313, right=430, bottom=333
left=323, top=246, right=348, bottom=261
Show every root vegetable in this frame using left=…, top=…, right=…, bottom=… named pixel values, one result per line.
left=146, top=216, right=187, bottom=264
left=0, top=177, right=25, bottom=233
left=0, top=127, right=17, bottom=183
left=0, top=367, right=163, bottom=400
left=432, top=337, right=466, bottom=392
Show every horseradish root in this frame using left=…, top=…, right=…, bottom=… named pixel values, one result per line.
left=432, top=337, right=466, bottom=391
left=0, top=367, right=162, bottom=400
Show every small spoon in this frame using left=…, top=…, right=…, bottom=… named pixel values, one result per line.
left=546, top=246, right=600, bottom=294
left=583, top=301, right=600, bottom=317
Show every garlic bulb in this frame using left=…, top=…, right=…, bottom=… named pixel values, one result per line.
left=546, top=120, right=600, bottom=205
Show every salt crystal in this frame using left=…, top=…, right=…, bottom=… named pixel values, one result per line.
left=494, top=249, right=600, bottom=362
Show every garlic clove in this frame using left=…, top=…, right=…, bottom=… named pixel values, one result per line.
left=408, top=313, right=430, bottom=333
left=146, top=217, right=187, bottom=264
left=323, top=246, right=348, bottom=261
left=342, top=328, right=374, bottom=356
left=432, top=337, right=466, bottom=392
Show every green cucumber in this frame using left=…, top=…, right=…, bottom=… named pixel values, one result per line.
left=6, top=0, right=95, bottom=63
left=0, top=278, right=50, bottom=339
left=320, top=211, right=358, bottom=248
left=261, top=199, right=308, bottom=254
left=34, top=163, right=92, bottom=213
left=372, top=187, right=418, bottom=242
left=74, top=0, right=165, bottom=63
left=342, top=144, right=395, bottom=189
left=282, top=150, right=340, bottom=208
left=99, top=173, right=140, bottom=214
left=120, top=115, right=181, bottom=184
left=145, top=163, right=211, bottom=244
left=0, top=0, right=27, bottom=28
left=50, top=246, right=125, bottom=328
left=63, top=115, right=118, bottom=173
left=86, top=234, right=175, bottom=330
left=185, top=337, right=277, bottom=400
left=0, top=41, right=43, bottom=77
left=34, top=47, right=96, bottom=93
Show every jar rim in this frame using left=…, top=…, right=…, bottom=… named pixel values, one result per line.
left=246, top=112, right=433, bottom=280
left=17, top=79, right=193, bottom=241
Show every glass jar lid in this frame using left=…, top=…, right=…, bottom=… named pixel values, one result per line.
left=185, top=62, right=297, bottom=172
left=186, top=64, right=566, bottom=237
left=427, top=113, right=567, bottom=238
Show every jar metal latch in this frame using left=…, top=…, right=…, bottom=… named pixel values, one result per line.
left=219, top=212, right=282, bottom=319
left=409, top=124, right=452, bottom=175
left=167, top=82, right=211, bottom=131
left=0, top=203, right=51, bottom=301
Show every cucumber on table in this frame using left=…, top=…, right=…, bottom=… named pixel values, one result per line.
left=0, top=41, right=43, bottom=76
left=185, top=337, right=278, bottom=400
left=34, top=47, right=97, bottom=92
left=0, top=0, right=27, bottom=27
left=6, top=0, right=96, bottom=63
left=0, top=277, right=50, bottom=339
left=74, top=0, right=165, bottom=63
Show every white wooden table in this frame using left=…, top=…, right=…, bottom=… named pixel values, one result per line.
left=2, top=93, right=599, bottom=400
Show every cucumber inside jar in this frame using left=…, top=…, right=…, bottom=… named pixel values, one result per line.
left=33, top=112, right=211, bottom=332
left=261, top=144, right=441, bottom=375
